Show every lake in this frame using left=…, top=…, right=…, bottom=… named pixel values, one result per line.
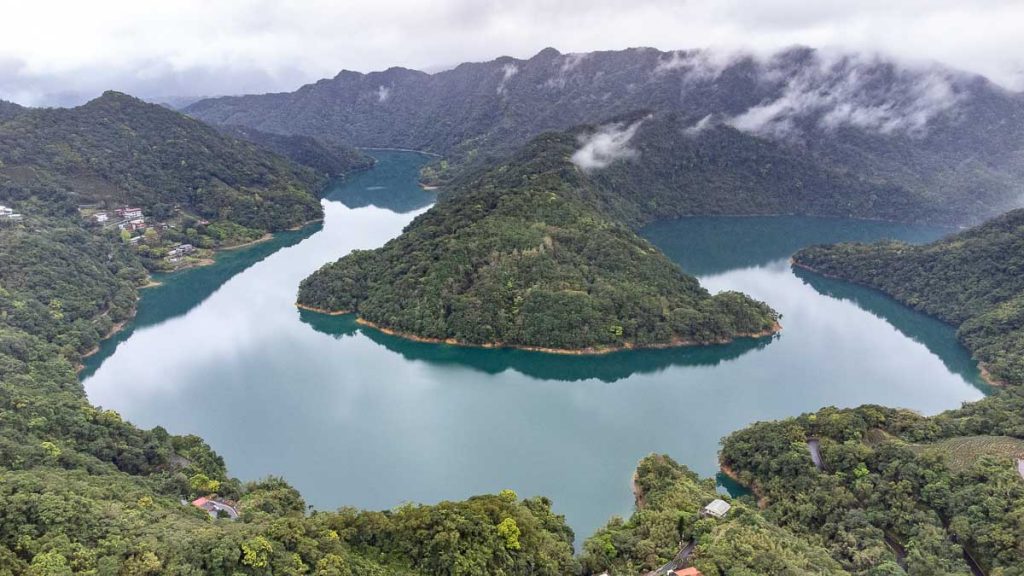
left=83, top=150, right=988, bottom=542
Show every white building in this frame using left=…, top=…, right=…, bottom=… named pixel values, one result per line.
left=94, top=212, right=109, bottom=223
left=0, top=205, right=22, bottom=221
left=116, top=207, right=144, bottom=219
left=701, top=499, right=731, bottom=519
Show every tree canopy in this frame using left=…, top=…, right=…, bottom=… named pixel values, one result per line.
left=298, top=132, right=779, bottom=351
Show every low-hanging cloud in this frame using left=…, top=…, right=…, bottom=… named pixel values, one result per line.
left=726, top=52, right=963, bottom=138
left=497, top=63, right=518, bottom=95
left=571, top=118, right=646, bottom=171
left=544, top=52, right=588, bottom=89
left=2, top=1, right=1023, bottom=106
left=683, top=114, right=715, bottom=136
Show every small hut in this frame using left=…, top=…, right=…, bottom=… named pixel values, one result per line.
left=700, top=499, right=731, bottom=519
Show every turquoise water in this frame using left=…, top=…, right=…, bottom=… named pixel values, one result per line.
left=83, top=151, right=987, bottom=542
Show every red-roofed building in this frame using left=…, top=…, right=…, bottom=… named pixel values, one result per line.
left=673, top=568, right=703, bottom=576
left=190, top=496, right=239, bottom=520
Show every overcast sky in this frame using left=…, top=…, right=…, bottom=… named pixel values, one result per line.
left=3, top=0, right=1023, bottom=107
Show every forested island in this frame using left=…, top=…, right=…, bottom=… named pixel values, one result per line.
left=793, top=208, right=1024, bottom=386
left=297, top=132, right=779, bottom=352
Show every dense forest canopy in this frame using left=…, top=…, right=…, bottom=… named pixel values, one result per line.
left=720, top=396, right=1024, bottom=575
left=215, top=124, right=376, bottom=179
left=793, top=208, right=1024, bottom=385
left=187, top=46, right=1024, bottom=226
left=0, top=216, right=580, bottom=575
left=580, top=455, right=849, bottom=575
left=0, top=91, right=324, bottom=233
left=298, top=132, right=779, bottom=351
left=576, top=114, right=940, bottom=226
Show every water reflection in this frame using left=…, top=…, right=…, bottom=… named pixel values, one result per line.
left=300, top=310, right=775, bottom=383
left=792, top=266, right=990, bottom=393
left=643, top=216, right=951, bottom=276
left=330, top=152, right=436, bottom=213
left=80, top=225, right=320, bottom=378
left=81, top=151, right=988, bottom=542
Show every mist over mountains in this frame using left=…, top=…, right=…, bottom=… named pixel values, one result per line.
left=187, top=46, right=1024, bottom=225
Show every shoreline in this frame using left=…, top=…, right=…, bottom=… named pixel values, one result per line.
left=297, top=305, right=781, bottom=355
left=295, top=303, right=352, bottom=316
left=718, top=463, right=767, bottom=509
left=642, top=212, right=965, bottom=230
left=791, top=258, right=1004, bottom=387
left=359, top=146, right=443, bottom=158
left=76, top=316, right=132, bottom=372
left=631, top=472, right=646, bottom=510
left=287, top=217, right=324, bottom=231
left=220, top=232, right=274, bottom=251
left=81, top=219, right=325, bottom=372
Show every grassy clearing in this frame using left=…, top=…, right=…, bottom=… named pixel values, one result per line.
left=909, top=435, right=1024, bottom=473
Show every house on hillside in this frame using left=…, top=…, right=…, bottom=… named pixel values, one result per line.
left=671, top=568, right=703, bottom=576
left=700, top=499, right=731, bottom=519
left=116, top=207, right=144, bottom=219
left=118, top=218, right=146, bottom=232
left=0, top=205, right=23, bottom=222
left=167, top=243, right=195, bottom=258
left=191, top=496, right=239, bottom=520
left=93, top=212, right=109, bottom=223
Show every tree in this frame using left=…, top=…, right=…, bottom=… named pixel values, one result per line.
left=497, top=517, right=522, bottom=550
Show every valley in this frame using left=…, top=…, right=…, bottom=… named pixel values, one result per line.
left=83, top=151, right=986, bottom=544
left=2, top=25, right=1023, bottom=573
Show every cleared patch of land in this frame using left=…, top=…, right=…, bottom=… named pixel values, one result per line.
left=908, top=435, right=1024, bottom=473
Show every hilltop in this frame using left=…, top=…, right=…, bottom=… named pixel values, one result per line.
left=0, top=91, right=325, bottom=233
left=298, top=131, right=779, bottom=351
left=215, top=124, right=376, bottom=178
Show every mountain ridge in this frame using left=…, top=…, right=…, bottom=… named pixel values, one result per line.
left=186, top=46, right=1024, bottom=225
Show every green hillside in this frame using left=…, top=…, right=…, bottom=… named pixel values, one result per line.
left=298, top=132, right=779, bottom=351
left=0, top=212, right=579, bottom=575
left=216, top=124, right=376, bottom=179
left=580, top=455, right=849, bottom=575
left=721, top=398, right=1024, bottom=575
left=0, top=91, right=324, bottom=233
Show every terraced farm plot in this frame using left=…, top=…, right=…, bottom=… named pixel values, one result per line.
left=910, top=435, right=1024, bottom=473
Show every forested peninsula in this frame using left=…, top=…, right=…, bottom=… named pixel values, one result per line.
left=793, top=208, right=1024, bottom=386
left=695, top=208, right=1024, bottom=575
left=297, top=132, right=780, bottom=352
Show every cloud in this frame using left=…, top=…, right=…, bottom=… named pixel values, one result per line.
left=544, top=52, right=589, bottom=89
left=0, top=1, right=1022, bottom=106
left=726, top=52, right=963, bottom=138
left=683, top=114, right=716, bottom=136
left=497, top=63, right=518, bottom=95
left=572, top=118, right=647, bottom=171
left=377, top=85, right=391, bottom=102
